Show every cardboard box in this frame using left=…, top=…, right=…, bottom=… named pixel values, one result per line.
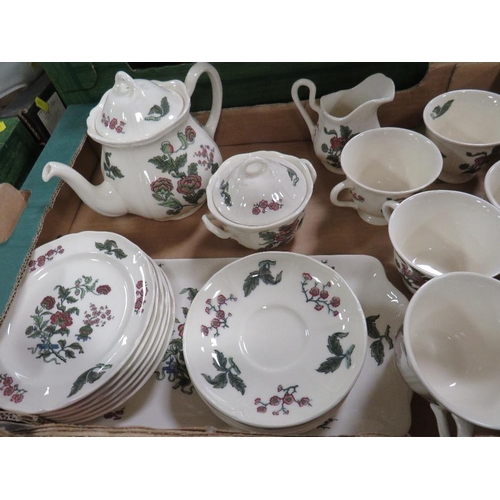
left=0, top=72, right=66, bottom=146
left=0, top=117, right=42, bottom=189
left=1, top=62, right=500, bottom=437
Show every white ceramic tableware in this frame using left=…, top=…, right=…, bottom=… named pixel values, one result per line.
left=423, top=89, right=500, bottom=184
left=330, top=127, right=442, bottom=225
left=291, top=73, right=395, bottom=174
left=183, top=251, right=367, bottom=434
left=202, top=151, right=317, bottom=250
left=382, top=190, right=500, bottom=293
left=42, top=62, right=223, bottom=221
left=395, top=271, right=500, bottom=436
left=484, top=160, right=500, bottom=209
left=0, top=231, right=177, bottom=423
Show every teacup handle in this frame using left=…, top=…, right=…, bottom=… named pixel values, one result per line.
left=184, top=62, right=223, bottom=140
left=330, top=180, right=356, bottom=209
left=202, top=213, right=231, bottom=240
left=291, top=79, right=321, bottom=140
left=430, top=403, right=474, bottom=437
left=382, top=199, right=400, bottom=222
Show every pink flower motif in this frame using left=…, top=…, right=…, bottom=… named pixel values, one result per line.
left=314, top=304, right=324, bottom=311
left=302, top=273, right=312, bottom=280
left=259, top=200, right=268, bottom=209
left=252, top=206, right=261, bottom=215
left=11, top=393, right=24, bottom=404
left=211, top=318, right=221, bottom=328
left=201, top=325, right=209, bottom=336
left=97, top=285, right=111, bottom=295
left=270, top=396, right=280, bottom=406
left=257, top=406, right=267, bottom=413
left=216, top=310, right=226, bottom=319
left=283, top=394, right=295, bottom=405
left=50, top=311, right=73, bottom=328
left=254, top=398, right=261, bottom=405
left=217, top=294, right=227, bottom=305
left=37, top=256, right=46, bottom=267
left=298, top=397, right=310, bottom=407
left=3, top=386, right=14, bottom=397
left=330, top=297, right=341, bottom=308
left=269, top=202, right=280, bottom=211
left=309, top=287, right=320, bottom=297
left=320, top=290, right=329, bottom=300
left=3, top=376, right=13, bottom=386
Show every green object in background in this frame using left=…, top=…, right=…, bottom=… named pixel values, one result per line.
left=41, top=62, right=430, bottom=111
left=0, top=117, right=42, bottom=189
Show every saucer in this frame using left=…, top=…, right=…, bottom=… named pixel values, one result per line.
left=183, top=251, right=367, bottom=431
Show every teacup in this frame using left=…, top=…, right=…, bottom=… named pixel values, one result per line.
left=382, top=190, right=500, bottom=293
left=395, top=271, right=500, bottom=436
left=423, top=89, right=500, bottom=184
left=330, top=127, right=442, bottom=225
left=484, top=160, right=500, bottom=209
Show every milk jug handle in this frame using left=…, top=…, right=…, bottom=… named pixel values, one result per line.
left=184, top=62, right=223, bottom=140
left=291, top=78, right=321, bottom=139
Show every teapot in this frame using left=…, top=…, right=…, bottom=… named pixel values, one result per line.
left=42, top=62, right=223, bottom=221
left=291, top=73, right=395, bottom=174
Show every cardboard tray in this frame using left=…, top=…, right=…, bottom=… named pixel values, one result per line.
left=1, top=62, right=500, bottom=437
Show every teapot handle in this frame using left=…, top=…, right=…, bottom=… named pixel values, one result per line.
left=184, top=62, right=223, bottom=140
left=291, top=78, right=321, bottom=140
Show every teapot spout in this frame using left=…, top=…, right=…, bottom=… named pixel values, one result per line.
left=42, top=161, right=128, bottom=217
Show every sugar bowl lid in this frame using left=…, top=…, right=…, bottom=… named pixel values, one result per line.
left=212, top=152, right=309, bottom=226
left=89, top=71, right=187, bottom=144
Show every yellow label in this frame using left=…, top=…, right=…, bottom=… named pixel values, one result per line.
left=0, top=121, right=6, bottom=133
left=35, top=97, right=49, bottom=112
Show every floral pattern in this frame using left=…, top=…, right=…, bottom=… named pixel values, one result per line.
left=301, top=273, right=341, bottom=315
left=148, top=126, right=211, bottom=217
left=321, top=125, right=357, bottom=170
left=252, top=198, right=283, bottom=215
left=95, top=240, right=128, bottom=260
left=394, top=252, right=430, bottom=292
left=259, top=214, right=304, bottom=250
left=24, top=275, right=114, bottom=364
left=194, top=144, right=219, bottom=174
left=1, top=373, right=27, bottom=404
left=255, top=385, right=311, bottom=415
left=101, top=114, right=126, bottom=133
left=29, top=245, right=64, bottom=272
left=459, top=146, right=500, bottom=175
left=201, top=293, right=237, bottom=337
left=133, top=280, right=148, bottom=315
left=155, top=287, right=197, bottom=394
left=144, top=97, right=170, bottom=121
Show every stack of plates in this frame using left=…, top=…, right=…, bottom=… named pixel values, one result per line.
left=183, top=252, right=368, bottom=435
left=0, top=231, right=175, bottom=423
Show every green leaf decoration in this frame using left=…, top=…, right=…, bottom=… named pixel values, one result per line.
left=284, top=165, right=299, bottom=186
left=431, top=99, right=454, bottom=119
left=201, top=350, right=246, bottom=394
left=103, top=152, right=124, bottom=180
left=95, top=239, right=128, bottom=259
left=219, top=180, right=232, bottom=207
left=187, top=162, right=199, bottom=176
left=202, top=372, right=228, bottom=389
left=243, top=260, right=283, bottom=297
left=365, top=315, right=393, bottom=366
left=317, top=332, right=355, bottom=374
left=228, top=372, right=246, bottom=395
left=243, top=271, right=260, bottom=297
left=317, top=356, right=343, bottom=374
left=68, top=363, right=112, bottom=397
left=180, top=287, right=198, bottom=302
left=145, top=97, right=170, bottom=121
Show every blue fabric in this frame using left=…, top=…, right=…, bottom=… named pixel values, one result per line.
left=0, top=103, right=94, bottom=322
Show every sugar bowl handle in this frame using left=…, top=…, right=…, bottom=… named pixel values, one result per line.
left=202, top=213, right=231, bottom=240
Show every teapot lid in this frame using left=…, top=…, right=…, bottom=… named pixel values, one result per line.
left=89, top=71, right=187, bottom=144
left=212, top=152, right=308, bottom=226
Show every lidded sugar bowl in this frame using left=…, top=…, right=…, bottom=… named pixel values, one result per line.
left=202, top=150, right=317, bottom=250
left=42, top=62, right=223, bottom=221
